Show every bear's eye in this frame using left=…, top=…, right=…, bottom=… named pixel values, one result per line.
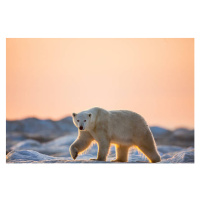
left=84, top=120, right=86, bottom=122
left=77, top=120, right=79, bottom=122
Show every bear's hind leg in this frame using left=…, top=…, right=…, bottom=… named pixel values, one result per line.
left=136, top=129, right=161, bottom=163
left=137, top=143, right=161, bottom=163
left=111, top=145, right=129, bottom=162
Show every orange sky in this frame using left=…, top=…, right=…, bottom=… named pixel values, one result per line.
left=6, top=38, right=194, bottom=129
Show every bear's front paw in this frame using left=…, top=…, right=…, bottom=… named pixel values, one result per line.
left=111, top=159, right=126, bottom=162
left=70, top=145, right=78, bottom=160
left=90, top=158, right=106, bottom=161
left=111, top=159, right=118, bottom=162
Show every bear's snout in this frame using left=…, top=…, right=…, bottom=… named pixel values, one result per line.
left=79, top=126, right=83, bottom=130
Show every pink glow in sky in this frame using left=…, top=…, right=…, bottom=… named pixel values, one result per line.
left=6, top=38, right=194, bottom=129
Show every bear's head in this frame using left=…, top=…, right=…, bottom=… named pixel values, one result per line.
left=72, top=112, right=92, bottom=131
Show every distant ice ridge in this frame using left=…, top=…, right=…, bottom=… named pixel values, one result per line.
left=6, top=117, right=194, bottom=163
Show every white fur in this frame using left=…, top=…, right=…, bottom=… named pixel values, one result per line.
left=70, top=107, right=161, bottom=162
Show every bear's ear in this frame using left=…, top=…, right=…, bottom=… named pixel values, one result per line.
left=72, top=113, right=77, bottom=117
left=88, top=113, right=92, bottom=117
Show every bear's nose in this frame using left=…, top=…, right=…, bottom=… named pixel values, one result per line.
left=80, top=126, right=83, bottom=130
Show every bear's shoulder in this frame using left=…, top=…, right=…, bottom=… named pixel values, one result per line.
left=84, top=107, right=107, bottom=114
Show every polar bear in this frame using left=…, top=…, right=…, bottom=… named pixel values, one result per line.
left=70, top=107, right=161, bottom=163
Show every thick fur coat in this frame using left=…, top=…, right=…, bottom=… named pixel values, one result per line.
left=70, top=107, right=161, bottom=163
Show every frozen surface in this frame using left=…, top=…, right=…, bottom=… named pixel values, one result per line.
left=6, top=117, right=194, bottom=163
